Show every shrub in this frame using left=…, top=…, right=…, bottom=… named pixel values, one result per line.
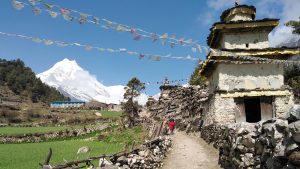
left=26, top=109, right=41, bottom=118
left=3, top=110, right=21, bottom=123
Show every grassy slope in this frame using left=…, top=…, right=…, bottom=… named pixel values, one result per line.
left=0, top=126, right=145, bottom=169
left=0, top=126, right=80, bottom=135
left=0, top=111, right=122, bottom=136
left=100, top=111, right=123, bottom=119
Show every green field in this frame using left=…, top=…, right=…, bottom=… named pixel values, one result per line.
left=100, top=111, right=123, bottom=119
left=0, top=126, right=81, bottom=135
left=0, top=126, right=145, bottom=169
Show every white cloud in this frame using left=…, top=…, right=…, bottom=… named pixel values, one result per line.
left=152, top=93, right=161, bottom=100
left=257, top=0, right=300, bottom=46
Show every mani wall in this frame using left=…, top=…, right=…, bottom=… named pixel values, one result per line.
left=148, top=85, right=300, bottom=168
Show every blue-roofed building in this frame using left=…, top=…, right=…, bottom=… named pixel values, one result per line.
left=50, top=101, right=86, bottom=108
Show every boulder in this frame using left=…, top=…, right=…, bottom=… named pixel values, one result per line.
left=288, top=151, right=300, bottom=165
left=77, top=146, right=90, bottom=154
left=288, top=105, right=300, bottom=123
left=289, top=121, right=300, bottom=143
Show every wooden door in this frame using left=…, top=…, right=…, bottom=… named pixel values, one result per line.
left=235, top=97, right=246, bottom=122
left=260, top=97, right=273, bottom=121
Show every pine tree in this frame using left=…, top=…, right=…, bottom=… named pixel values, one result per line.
left=122, top=77, right=145, bottom=127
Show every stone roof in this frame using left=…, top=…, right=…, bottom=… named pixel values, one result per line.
left=199, top=47, right=300, bottom=76
left=207, top=19, right=279, bottom=47
left=220, top=5, right=256, bottom=22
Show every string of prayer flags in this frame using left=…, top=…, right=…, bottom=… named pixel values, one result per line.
left=13, top=0, right=210, bottom=53
left=0, top=31, right=199, bottom=62
left=142, top=78, right=189, bottom=86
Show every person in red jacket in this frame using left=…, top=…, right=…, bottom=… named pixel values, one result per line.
left=168, top=119, right=176, bottom=135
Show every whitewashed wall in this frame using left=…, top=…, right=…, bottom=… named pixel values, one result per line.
left=208, top=63, right=284, bottom=92
left=220, top=32, right=269, bottom=49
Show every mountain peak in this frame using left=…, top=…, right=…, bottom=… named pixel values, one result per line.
left=37, top=59, right=149, bottom=105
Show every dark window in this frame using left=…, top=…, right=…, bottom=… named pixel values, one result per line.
left=246, top=43, right=249, bottom=48
left=244, top=98, right=261, bottom=123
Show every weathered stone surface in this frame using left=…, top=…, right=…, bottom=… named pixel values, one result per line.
left=288, top=104, right=300, bottom=123
left=289, top=121, right=300, bottom=143
left=289, top=151, right=300, bottom=165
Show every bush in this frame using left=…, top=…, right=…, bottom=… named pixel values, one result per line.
left=26, top=109, right=41, bottom=118
left=2, top=110, right=21, bottom=123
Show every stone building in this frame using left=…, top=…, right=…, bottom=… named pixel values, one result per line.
left=200, top=4, right=300, bottom=125
left=50, top=101, right=85, bottom=108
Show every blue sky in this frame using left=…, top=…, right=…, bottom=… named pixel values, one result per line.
left=0, top=0, right=299, bottom=95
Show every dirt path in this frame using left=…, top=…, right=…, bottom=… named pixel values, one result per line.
left=162, top=131, right=221, bottom=169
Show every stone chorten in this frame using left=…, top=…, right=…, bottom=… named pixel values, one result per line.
left=200, top=3, right=300, bottom=126
left=159, top=78, right=176, bottom=99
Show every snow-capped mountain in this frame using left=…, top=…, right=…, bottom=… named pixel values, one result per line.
left=37, top=58, right=148, bottom=105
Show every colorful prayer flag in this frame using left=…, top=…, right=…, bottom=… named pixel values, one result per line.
left=79, top=13, right=88, bottom=24
left=32, top=7, right=41, bottom=15
left=12, top=0, right=24, bottom=10
left=93, top=16, right=100, bottom=25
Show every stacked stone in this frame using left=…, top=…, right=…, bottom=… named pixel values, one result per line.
left=95, top=136, right=172, bottom=169
left=202, top=106, right=300, bottom=169
left=0, top=124, right=108, bottom=143
left=148, top=86, right=208, bottom=133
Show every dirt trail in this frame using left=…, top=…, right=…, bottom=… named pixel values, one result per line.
left=162, top=131, right=221, bottom=169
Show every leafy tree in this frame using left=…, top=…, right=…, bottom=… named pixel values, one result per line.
left=285, top=17, right=300, bottom=35
left=189, top=61, right=207, bottom=86
left=283, top=17, right=300, bottom=98
left=122, top=77, right=145, bottom=128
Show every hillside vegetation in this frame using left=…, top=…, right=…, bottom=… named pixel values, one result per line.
left=0, top=58, right=66, bottom=103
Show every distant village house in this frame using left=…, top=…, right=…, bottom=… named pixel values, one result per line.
left=50, top=101, right=85, bottom=108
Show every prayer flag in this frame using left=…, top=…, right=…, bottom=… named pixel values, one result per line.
left=79, top=13, right=88, bottom=24
left=28, top=0, right=36, bottom=6
left=151, top=34, right=158, bottom=43
left=139, top=54, right=145, bottom=59
left=32, top=7, right=41, bottom=15
left=93, top=16, right=100, bottom=25
left=12, top=0, right=24, bottom=10
left=32, top=38, right=42, bottom=43
left=44, top=40, right=54, bottom=45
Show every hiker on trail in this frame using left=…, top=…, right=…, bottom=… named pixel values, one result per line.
left=168, top=119, right=176, bottom=134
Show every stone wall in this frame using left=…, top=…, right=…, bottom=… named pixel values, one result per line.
left=201, top=106, right=300, bottom=168
left=0, top=124, right=108, bottom=143
left=148, top=85, right=208, bottom=134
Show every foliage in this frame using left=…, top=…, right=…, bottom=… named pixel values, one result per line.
left=0, top=58, right=67, bottom=103
left=285, top=17, right=300, bottom=35
left=284, top=65, right=300, bottom=96
left=123, top=77, right=145, bottom=100
left=102, top=126, right=146, bottom=145
left=99, top=111, right=122, bottom=119
left=122, top=77, right=145, bottom=127
left=189, top=61, right=207, bottom=86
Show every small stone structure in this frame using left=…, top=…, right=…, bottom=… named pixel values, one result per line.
left=200, top=4, right=300, bottom=126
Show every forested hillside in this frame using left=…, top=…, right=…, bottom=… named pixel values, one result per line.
left=0, top=58, right=66, bottom=103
